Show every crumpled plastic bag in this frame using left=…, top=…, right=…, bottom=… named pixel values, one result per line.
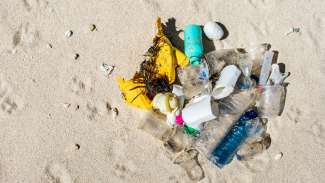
left=117, top=17, right=189, bottom=109
left=116, top=78, right=152, bottom=109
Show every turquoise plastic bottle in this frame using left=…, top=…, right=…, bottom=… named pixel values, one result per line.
left=184, top=24, right=204, bottom=65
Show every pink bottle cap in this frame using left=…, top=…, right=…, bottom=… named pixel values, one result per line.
left=175, top=114, right=184, bottom=126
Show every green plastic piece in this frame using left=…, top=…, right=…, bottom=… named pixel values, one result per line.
left=183, top=124, right=200, bottom=137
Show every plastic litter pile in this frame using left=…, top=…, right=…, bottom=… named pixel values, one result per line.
left=117, top=17, right=290, bottom=181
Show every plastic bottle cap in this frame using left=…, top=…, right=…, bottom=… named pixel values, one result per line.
left=190, top=57, right=201, bottom=65
left=175, top=114, right=184, bottom=126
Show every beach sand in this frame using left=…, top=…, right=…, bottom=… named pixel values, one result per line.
left=0, top=0, right=325, bottom=182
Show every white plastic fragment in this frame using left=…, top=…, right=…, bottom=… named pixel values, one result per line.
left=285, top=27, right=300, bottom=35
left=100, top=63, right=115, bottom=77
left=65, top=30, right=73, bottom=38
left=274, top=152, right=283, bottom=160
left=203, top=21, right=224, bottom=40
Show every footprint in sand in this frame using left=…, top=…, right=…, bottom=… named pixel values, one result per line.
left=112, top=161, right=137, bottom=180
left=286, top=106, right=303, bottom=124
left=21, top=0, right=49, bottom=12
left=86, top=102, right=98, bottom=121
left=309, top=122, right=325, bottom=147
left=12, top=23, right=41, bottom=49
left=69, top=76, right=93, bottom=96
left=45, top=162, right=73, bottom=183
left=0, top=78, right=23, bottom=115
left=245, top=0, right=274, bottom=9
left=141, top=0, right=161, bottom=11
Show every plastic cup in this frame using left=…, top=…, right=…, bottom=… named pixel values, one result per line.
left=212, top=65, right=241, bottom=99
left=258, top=85, right=285, bottom=118
left=182, top=95, right=218, bottom=128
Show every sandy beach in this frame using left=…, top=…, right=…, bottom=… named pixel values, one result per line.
left=0, top=0, right=325, bottom=182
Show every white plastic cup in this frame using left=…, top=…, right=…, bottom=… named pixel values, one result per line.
left=182, top=95, right=218, bottom=129
left=212, top=65, right=241, bottom=99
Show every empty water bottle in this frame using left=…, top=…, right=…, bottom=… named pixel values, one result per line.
left=209, top=109, right=258, bottom=168
left=177, top=60, right=210, bottom=98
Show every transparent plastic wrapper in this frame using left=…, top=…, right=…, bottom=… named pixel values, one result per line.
left=173, top=149, right=205, bottom=181
left=205, top=49, right=246, bottom=66
left=204, top=45, right=268, bottom=79
left=237, top=133, right=271, bottom=161
left=247, top=43, right=271, bottom=75
left=258, top=85, right=285, bottom=118
left=138, top=112, right=204, bottom=181
left=218, top=88, right=258, bottom=115
left=177, top=60, right=210, bottom=98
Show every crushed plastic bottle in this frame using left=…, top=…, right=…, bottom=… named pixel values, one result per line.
left=177, top=60, right=210, bottom=98
left=209, top=109, right=258, bottom=168
left=258, top=50, right=274, bottom=87
left=237, top=56, right=254, bottom=90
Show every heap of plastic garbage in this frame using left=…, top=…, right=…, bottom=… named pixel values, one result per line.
left=117, top=17, right=290, bottom=181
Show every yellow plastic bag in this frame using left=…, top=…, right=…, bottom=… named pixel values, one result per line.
left=116, top=77, right=152, bottom=109
left=116, top=17, right=189, bottom=109
left=154, top=17, right=189, bottom=84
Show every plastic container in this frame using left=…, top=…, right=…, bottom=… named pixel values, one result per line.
left=212, top=65, right=241, bottom=99
left=258, top=85, right=285, bottom=118
left=209, top=109, right=258, bottom=168
left=184, top=24, right=204, bottom=65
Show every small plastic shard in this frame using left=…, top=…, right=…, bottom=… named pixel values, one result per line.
left=101, top=63, right=115, bottom=77
left=274, top=152, right=283, bottom=160
left=111, top=107, right=118, bottom=119
left=286, top=27, right=300, bottom=35
left=90, top=24, right=97, bottom=32
left=63, top=103, right=71, bottom=109
left=65, top=30, right=73, bottom=38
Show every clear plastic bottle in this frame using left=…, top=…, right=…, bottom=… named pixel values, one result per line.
left=209, top=109, right=258, bottom=168
left=177, top=60, right=210, bottom=98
